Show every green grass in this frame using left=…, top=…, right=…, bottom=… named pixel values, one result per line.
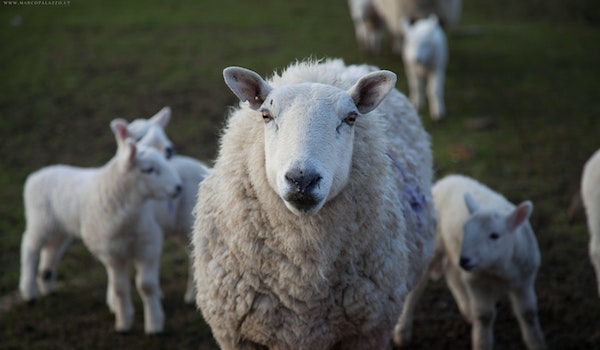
left=1, top=0, right=600, bottom=349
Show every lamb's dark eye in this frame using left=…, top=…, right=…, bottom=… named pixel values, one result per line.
left=141, top=166, right=155, bottom=174
left=343, top=112, right=358, bottom=126
left=261, top=111, right=273, bottom=123
left=489, top=232, right=500, bottom=240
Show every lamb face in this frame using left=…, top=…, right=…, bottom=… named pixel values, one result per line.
left=460, top=193, right=532, bottom=273
left=223, top=67, right=396, bottom=216
left=460, top=210, right=512, bottom=272
left=132, top=145, right=182, bottom=201
left=402, top=16, right=440, bottom=67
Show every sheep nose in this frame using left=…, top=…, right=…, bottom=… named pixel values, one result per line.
left=285, top=169, right=322, bottom=195
left=173, top=184, right=182, bottom=198
left=165, top=147, right=175, bottom=159
left=459, top=256, right=473, bottom=271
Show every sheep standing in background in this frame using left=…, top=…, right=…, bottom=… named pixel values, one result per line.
left=126, top=107, right=213, bottom=303
left=192, top=59, right=436, bottom=349
left=582, top=149, right=600, bottom=296
left=394, top=174, right=546, bottom=350
left=19, top=120, right=182, bottom=334
left=127, top=106, right=174, bottom=159
left=402, top=14, right=448, bottom=120
left=348, top=0, right=461, bottom=55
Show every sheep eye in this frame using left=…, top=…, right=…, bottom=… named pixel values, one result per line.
left=261, top=111, right=273, bottom=123
left=489, top=232, right=500, bottom=240
left=343, top=113, right=358, bottom=126
left=141, top=166, right=155, bottom=174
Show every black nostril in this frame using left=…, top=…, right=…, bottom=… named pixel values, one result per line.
left=174, top=184, right=182, bottom=196
left=165, top=147, right=174, bottom=159
left=285, top=170, right=322, bottom=194
left=459, top=256, right=470, bottom=269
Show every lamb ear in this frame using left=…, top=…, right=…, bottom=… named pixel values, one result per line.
left=149, top=106, right=171, bottom=128
left=348, top=70, right=397, bottom=114
left=223, top=66, right=273, bottom=110
left=464, top=192, right=479, bottom=214
left=507, top=201, right=533, bottom=232
left=110, top=118, right=129, bottom=145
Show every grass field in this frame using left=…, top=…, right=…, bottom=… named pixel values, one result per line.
left=1, top=0, right=599, bottom=349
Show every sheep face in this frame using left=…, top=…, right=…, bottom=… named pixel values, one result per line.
left=459, top=193, right=533, bottom=273
left=111, top=119, right=182, bottom=201
left=128, top=106, right=175, bottom=159
left=223, top=67, right=396, bottom=216
left=133, top=146, right=182, bottom=200
left=402, top=15, right=441, bottom=66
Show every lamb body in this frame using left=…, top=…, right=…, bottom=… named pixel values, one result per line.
left=582, top=149, right=600, bottom=296
left=394, top=174, right=546, bottom=350
left=127, top=108, right=213, bottom=303
left=19, top=120, right=182, bottom=333
left=192, top=59, right=435, bottom=349
left=348, top=0, right=460, bottom=55
left=402, top=15, right=448, bottom=120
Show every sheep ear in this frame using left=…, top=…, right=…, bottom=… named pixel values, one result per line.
left=223, top=66, right=273, bottom=110
left=464, top=192, right=479, bottom=214
left=110, top=118, right=129, bottom=145
left=348, top=70, right=397, bottom=114
left=506, top=201, right=533, bottom=232
left=149, top=106, right=171, bottom=128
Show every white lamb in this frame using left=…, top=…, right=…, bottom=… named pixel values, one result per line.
left=402, top=14, right=448, bottom=120
left=19, top=119, right=183, bottom=334
left=348, top=0, right=460, bottom=55
left=394, top=174, right=546, bottom=350
left=126, top=106, right=174, bottom=159
left=582, top=149, right=600, bottom=296
left=127, top=109, right=213, bottom=303
left=192, top=58, right=436, bottom=349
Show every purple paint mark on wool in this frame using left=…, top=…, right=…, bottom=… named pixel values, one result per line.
left=386, top=153, right=425, bottom=214
left=168, top=200, right=174, bottom=214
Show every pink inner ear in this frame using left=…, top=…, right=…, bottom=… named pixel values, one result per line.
left=508, top=202, right=532, bottom=231
left=127, top=141, right=137, bottom=166
left=117, top=124, right=128, bottom=141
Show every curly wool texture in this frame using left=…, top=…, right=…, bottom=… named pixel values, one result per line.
left=192, top=59, right=435, bottom=349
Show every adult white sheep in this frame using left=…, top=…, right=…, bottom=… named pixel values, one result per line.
left=394, top=174, right=546, bottom=350
left=582, top=149, right=600, bottom=296
left=348, top=0, right=461, bottom=55
left=19, top=120, right=182, bottom=334
left=192, top=58, right=436, bottom=349
left=402, top=14, right=448, bottom=120
left=128, top=109, right=213, bottom=303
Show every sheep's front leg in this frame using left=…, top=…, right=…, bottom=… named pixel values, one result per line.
left=134, top=257, right=164, bottom=334
left=184, top=251, right=196, bottom=304
left=404, top=64, right=424, bottom=111
left=508, top=284, right=546, bottom=350
left=105, top=261, right=134, bottom=332
left=427, top=69, right=445, bottom=120
left=445, top=265, right=472, bottom=322
left=393, top=269, right=429, bottom=346
left=469, top=290, right=496, bottom=350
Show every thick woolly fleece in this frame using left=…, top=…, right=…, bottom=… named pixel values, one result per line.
left=192, top=59, right=435, bottom=349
